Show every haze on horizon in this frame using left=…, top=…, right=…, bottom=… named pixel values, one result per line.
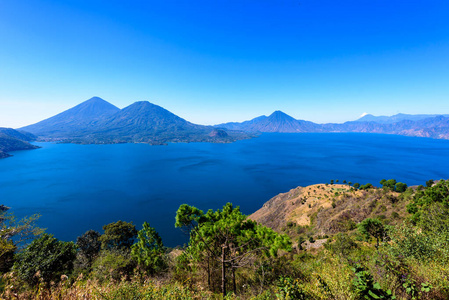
left=1, top=0, right=448, bottom=128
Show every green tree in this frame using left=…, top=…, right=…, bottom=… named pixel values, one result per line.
left=358, top=218, right=386, bottom=249
left=353, top=183, right=360, bottom=190
left=13, top=233, right=76, bottom=286
left=175, top=203, right=291, bottom=297
left=407, top=180, right=449, bottom=223
left=426, top=179, right=434, bottom=187
left=131, top=222, right=166, bottom=275
left=382, top=179, right=397, bottom=190
left=395, top=182, right=408, bottom=193
left=75, top=230, right=101, bottom=271
left=0, top=206, right=43, bottom=272
left=99, top=220, right=137, bottom=251
left=360, top=183, right=373, bottom=190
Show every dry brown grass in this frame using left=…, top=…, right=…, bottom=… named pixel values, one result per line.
left=250, top=184, right=408, bottom=238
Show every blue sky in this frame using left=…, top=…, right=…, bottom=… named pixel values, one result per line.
left=1, top=0, right=448, bottom=127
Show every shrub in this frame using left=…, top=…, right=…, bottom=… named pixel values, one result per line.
left=13, top=234, right=76, bottom=286
left=276, top=276, right=309, bottom=300
left=92, top=250, right=136, bottom=282
left=324, top=233, right=358, bottom=257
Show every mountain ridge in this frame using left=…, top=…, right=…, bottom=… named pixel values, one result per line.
left=19, top=97, right=449, bottom=143
left=217, top=112, right=449, bottom=140
left=0, top=128, right=39, bottom=158
left=21, top=97, right=120, bottom=138
left=21, top=98, right=251, bottom=145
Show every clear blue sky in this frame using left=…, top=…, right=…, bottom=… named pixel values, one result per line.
left=1, top=0, right=448, bottom=128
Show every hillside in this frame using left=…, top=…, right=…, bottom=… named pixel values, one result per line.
left=3, top=180, right=449, bottom=299
left=0, top=128, right=39, bottom=158
left=250, top=182, right=409, bottom=241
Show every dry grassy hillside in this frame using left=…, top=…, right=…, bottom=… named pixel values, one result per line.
left=249, top=183, right=410, bottom=238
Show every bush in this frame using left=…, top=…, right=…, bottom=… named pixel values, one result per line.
left=92, top=250, right=136, bottom=282
left=276, top=276, right=309, bottom=300
left=13, top=234, right=76, bottom=286
left=352, top=264, right=395, bottom=299
left=324, top=233, right=358, bottom=257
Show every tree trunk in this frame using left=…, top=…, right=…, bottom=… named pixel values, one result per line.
left=232, top=267, right=236, bottom=295
left=207, top=256, right=211, bottom=290
left=222, top=246, right=226, bottom=297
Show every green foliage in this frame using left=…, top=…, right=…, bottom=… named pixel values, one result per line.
left=426, top=179, right=434, bottom=187
left=175, top=202, right=291, bottom=295
left=385, top=179, right=397, bottom=190
left=352, top=264, right=396, bottom=299
left=360, top=183, right=374, bottom=190
left=100, top=220, right=137, bottom=251
left=324, top=232, right=358, bottom=258
left=75, top=230, right=101, bottom=271
left=407, top=179, right=449, bottom=223
left=276, top=276, right=309, bottom=300
left=0, top=208, right=43, bottom=272
left=386, top=222, right=436, bottom=261
left=297, top=236, right=305, bottom=251
left=358, top=218, right=386, bottom=249
left=353, top=183, right=361, bottom=190
left=395, top=182, right=407, bottom=193
left=131, top=222, right=166, bottom=275
left=13, top=233, right=76, bottom=286
left=387, top=203, right=449, bottom=263
left=98, top=279, right=206, bottom=299
left=380, top=179, right=408, bottom=193
left=92, top=250, right=136, bottom=282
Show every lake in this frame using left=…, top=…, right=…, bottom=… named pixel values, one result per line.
left=1, top=133, right=449, bottom=246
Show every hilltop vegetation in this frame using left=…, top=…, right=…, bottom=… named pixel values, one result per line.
left=1, top=179, right=449, bottom=299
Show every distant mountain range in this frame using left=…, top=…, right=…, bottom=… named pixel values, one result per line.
left=0, top=128, right=39, bottom=158
left=5, top=97, right=447, bottom=157
left=356, top=113, right=449, bottom=124
left=217, top=111, right=449, bottom=139
left=217, top=111, right=321, bottom=133
left=21, top=97, right=251, bottom=145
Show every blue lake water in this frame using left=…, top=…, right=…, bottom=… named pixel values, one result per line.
left=1, top=133, right=449, bottom=246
